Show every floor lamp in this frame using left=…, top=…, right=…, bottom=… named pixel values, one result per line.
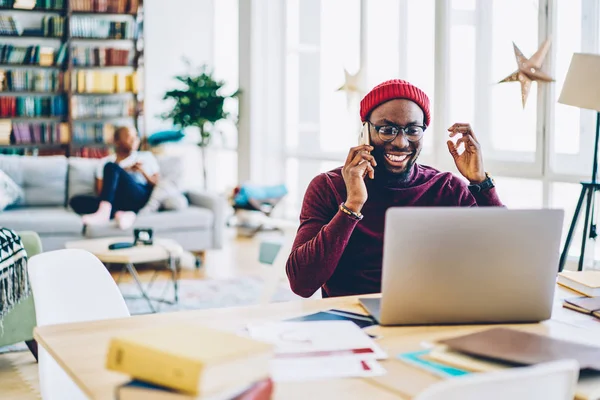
left=558, top=53, right=600, bottom=272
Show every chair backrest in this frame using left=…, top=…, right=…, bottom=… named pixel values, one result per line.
left=415, top=360, right=579, bottom=400
left=28, top=249, right=130, bottom=400
left=28, top=249, right=130, bottom=326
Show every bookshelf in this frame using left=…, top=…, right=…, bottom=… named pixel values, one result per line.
left=0, top=0, right=144, bottom=158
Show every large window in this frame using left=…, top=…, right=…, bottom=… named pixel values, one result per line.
left=211, top=0, right=239, bottom=194
left=275, top=0, right=600, bottom=257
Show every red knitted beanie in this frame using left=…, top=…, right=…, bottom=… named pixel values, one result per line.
left=360, top=79, right=431, bottom=126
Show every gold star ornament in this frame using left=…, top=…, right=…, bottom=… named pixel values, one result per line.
left=337, top=68, right=365, bottom=110
left=499, top=39, right=554, bottom=108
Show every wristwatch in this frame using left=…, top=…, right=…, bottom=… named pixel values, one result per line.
left=468, top=172, right=495, bottom=194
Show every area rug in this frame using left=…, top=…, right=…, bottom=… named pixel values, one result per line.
left=120, top=276, right=300, bottom=315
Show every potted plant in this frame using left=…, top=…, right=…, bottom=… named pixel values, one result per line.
left=162, top=62, right=238, bottom=189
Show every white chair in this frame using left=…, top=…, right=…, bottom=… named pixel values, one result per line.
left=257, top=238, right=291, bottom=305
left=28, top=249, right=130, bottom=400
left=415, top=360, right=579, bottom=400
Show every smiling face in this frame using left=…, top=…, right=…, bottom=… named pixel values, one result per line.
left=368, top=99, right=425, bottom=180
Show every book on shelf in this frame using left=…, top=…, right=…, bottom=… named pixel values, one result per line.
left=0, top=119, right=11, bottom=144
left=71, top=146, right=109, bottom=158
left=72, top=122, right=113, bottom=144
left=0, top=96, right=66, bottom=117
left=71, top=46, right=131, bottom=67
left=41, top=15, right=65, bottom=38
left=10, top=121, right=69, bottom=144
left=72, top=0, right=139, bottom=14
left=71, top=70, right=137, bottom=93
left=71, top=96, right=133, bottom=118
left=0, top=44, right=59, bottom=66
left=6, top=0, right=65, bottom=10
left=71, top=16, right=135, bottom=39
left=105, top=325, right=274, bottom=397
left=0, top=16, right=24, bottom=36
left=0, top=69, right=63, bottom=92
left=13, top=0, right=36, bottom=10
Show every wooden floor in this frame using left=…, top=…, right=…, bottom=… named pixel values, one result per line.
left=0, top=228, right=294, bottom=400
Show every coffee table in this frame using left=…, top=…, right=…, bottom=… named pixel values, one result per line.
left=65, top=237, right=184, bottom=313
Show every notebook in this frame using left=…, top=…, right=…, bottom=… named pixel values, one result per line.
left=285, top=309, right=377, bottom=329
left=563, top=296, right=600, bottom=316
left=438, top=327, right=600, bottom=371
left=558, top=271, right=600, bottom=297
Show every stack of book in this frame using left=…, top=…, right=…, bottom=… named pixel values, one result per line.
left=0, top=16, right=23, bottom=36
left=70, top=17, right=135, bottom=39
left=397, top=327, right=600, bottom=399
left=72, top=122, right=113, bottom=144
left=0, top=96, right=66, bottom=117
left=71, top=96, right=133, bottom=118
left=106, top=325, right=274, bottom=399
left=12, top=121, right=69, bottom=144
left=13, top=0, right=35, bottom=9
left=71, top=46, right=130, bottom=66
left=41, top=15, right=65, bottom=37
left=1, top=70, right=63, bottom=92
left=0, top=120, right=11, bottom=144
left=72, top=0, right=139, bottom=13
left=71, top=70, right=137, bottom=93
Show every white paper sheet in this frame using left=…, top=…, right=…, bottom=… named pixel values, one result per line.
left=247, top=321, right=387, bottom=360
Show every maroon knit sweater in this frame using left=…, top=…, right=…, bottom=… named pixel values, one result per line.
left=286, top=164, right=503, bottom=298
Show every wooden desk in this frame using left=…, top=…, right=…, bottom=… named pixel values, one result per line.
left=34, top=286, right=600, bottom=400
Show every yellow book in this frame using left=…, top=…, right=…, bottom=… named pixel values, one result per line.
left=558, top=271, right=600, bottom=297
left=77, top=70, right=86, bottom=93
left=58, top=122, right=70, bottom=144
left=115, top=73, right=127, bottom=93
left=105, top=325, right=273, bottom=397
left=127, top=71, right=139, bottom=93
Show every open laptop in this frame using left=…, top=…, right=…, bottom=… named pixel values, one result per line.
left=360, top=208, right=564, bottom=326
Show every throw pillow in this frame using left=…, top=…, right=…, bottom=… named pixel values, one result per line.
left=0, top=169, right=24, bottom=211
left=138, top=180, right=189, bottom=214
left=147, top=130, right=185, bottom=147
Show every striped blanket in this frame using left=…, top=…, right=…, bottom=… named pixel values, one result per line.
left=0, top=228, right=29, bottom=320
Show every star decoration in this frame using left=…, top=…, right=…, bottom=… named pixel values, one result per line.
left=337, top=68, right=365, bottom=110
left=499, top=39, right=554, bottom=108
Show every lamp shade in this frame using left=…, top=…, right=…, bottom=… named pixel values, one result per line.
left=558, top=53, right=600, bottom=112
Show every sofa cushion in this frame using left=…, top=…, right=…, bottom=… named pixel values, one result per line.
left=84, top=206, right=214, bottom=238
left=0, top=207, right=83, bottom=234
left=68, top=157, right=99, bottom=198
left=0, top=169, right=23, bottom=211
left=0, top=155, right=67, bottom=207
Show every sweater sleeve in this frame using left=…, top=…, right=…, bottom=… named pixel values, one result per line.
left=458, top=185, right=504, bottom=207
left=472, top=187, right=503, bottom=206
left=286, top=175, right=359, bottom=298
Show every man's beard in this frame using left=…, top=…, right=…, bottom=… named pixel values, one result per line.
left=371, top=146, right=419, bottom=186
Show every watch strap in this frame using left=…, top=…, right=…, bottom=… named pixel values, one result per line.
left=468, top=173, right=495, bottom=194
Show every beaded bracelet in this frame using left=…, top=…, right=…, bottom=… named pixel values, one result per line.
left=339, top=202, right=364, bottom=221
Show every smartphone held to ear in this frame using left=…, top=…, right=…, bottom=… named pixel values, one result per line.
left=358, top=122, right=370, bottom=146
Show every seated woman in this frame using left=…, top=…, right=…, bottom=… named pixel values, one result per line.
left=80, top=126, right=160, bottom=229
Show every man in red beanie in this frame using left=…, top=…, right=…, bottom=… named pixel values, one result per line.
left=286, top=79, right=503, bottom=298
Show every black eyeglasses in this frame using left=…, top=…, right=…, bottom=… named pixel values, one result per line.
left=368, top=121, right=427, bottom=143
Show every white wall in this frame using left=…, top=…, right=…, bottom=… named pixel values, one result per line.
left=144, top=0, right=215, bottom=134
left=144, top=0, right=215, bottom=192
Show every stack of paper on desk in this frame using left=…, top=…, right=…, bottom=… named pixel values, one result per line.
left=246, top=321, right=387, bottom=382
